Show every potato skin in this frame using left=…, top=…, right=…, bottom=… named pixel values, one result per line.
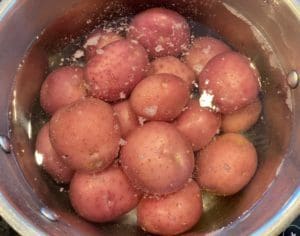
left=175, top=100, right=221, bottom=151
left=222, top=98, right=262, bottom=133
left=84, top=39, right=149, bottom=102
left=40, top=66, right=87, bottom=114
left=130, top=74, right=190, bottom=121
left=49, top=98, right=121, bottom=173
left=147, top=56, right=195, bottom=89
left=35, top=123, right=74, bottom=183
left=196, top=133, right=257, bottom=196
left=84, top=30, right=123, bottom=60
left=184, top=37, right=231, bottom=75
left=127, top=8, right=190, bottom=57
left=120, top=121, right=194, bottom=195
left=137, top=180, right=202, bottom=235
left=70, top=165, right=141, bottom=223
left=113, top=100, right=139, bottom=137
left=198, top=51, right=260, bottom=114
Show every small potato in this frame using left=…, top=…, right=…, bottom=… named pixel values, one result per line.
left=83, top=30, right=123, bottom=60
left=147, top=56, right=195, bottom=89
left=70, top=165, right=141, bottom=223
left=113, top=100, right=139, bottom=137
left=222, top=98, right=262, bottom=133
left=35, top=123, right=74, bottom=183
left=196, top=133, right=257, bottom=196
left=137, top=180, right=202, bottom=235
left=120, top=122, right=194, bottom=195
left=127, top=8, right=190, bottom=57
left=84, top=39, right=149, bottom=102
left=40, top=66, right=87, bottom=114
left=184, top=37, right=231, bottom=75
left=175, top=99, right=221, bottom=151
left=198, top=51, right=260, bottom=114
left=130, top=74, right=189, bottom=121
left=49, top=98, right=121, bottom=172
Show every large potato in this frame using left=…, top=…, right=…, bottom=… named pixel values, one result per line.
left=222, top=98, right=262, bottom=133
left=113, top=100, right=139, bottom=137
left=120, top=122, right=194, bottom=195
left=184, top=37, right=231, bottom=75
left=137, top=180, right=202, bottom=235
left=198, top=51, right=260, bottom=114
left=130, top=74, right=189, bottom=121
left=175, top=99, right=221, bottom=151
left=49, top=98, right=121, bottom=172
left=35, top=123, right=74, bottom=183
left=147, top=56, right=195, bottom=89
left=40, top=66, right=87, bottom=114
left=83, top=30, right=123, bottom=60
left=84, top=39, right=149, bottom=102
left=196, top=133, right=257, bottom=196
left=70, top=165, right=141, bottom=223
left=127, top=8, right=190, bottom=57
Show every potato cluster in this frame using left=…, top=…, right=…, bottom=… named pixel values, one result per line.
left=35, top=7, right=261, bottom=235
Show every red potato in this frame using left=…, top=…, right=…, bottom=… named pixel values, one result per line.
left=222, top=98, right=262, bottom=133
left=147, top=56, right=195, bottom=89
left=127, top=8, right=190, bottom=57
left=130, top=74, right=190, bottom=121
left=196, top=133, right=257, bottom=196
left=49, top=98, right=121, bottom=173
left=40, top=66, right=87, bottom=114
left=137, top=180, right=202, bottom=235
left=198, top=51, right=260, bottom=114
left=175, top=99, right=221, bottom=151
left=70, top=165, right=141, bottom=223
left=184, top=36, right=231, bottom=75
left=35, top=123, right=74, bottom=183
left=120, top=122, right=194, bottom=195
left=113, top=100, right=139, bottom=137
left=84, top=39, right=149, bottom=102
left=83, top=30, right=123, bottom=60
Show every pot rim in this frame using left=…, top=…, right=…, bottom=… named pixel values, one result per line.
left=0, top=0, right=299, bottom=235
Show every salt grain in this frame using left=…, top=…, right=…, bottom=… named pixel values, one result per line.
left=119, top=138, right=127, bottom=146
left=84, top=35, right=100, bottom=48
left=73, top=49, right=84, bottom=59
left=143, top=105, right=158, bottom=117
left=119, top=92, right=126, bottom=99
left=199, top=90, right=215, bottom=109
left=155, top=45, right=164, bottom=52
left=138, top=116, right=147, bottom=126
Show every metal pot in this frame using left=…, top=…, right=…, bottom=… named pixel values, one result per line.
left=0, top=0, right=299, bottom=235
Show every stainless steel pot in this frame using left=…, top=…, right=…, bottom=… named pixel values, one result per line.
left=0, top=0, right=300, bottom=235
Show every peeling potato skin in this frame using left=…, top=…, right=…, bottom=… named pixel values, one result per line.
left=40, top=66, right=87, bottom=114
left=221, top=98, right=262, bottom=133
left=84, top=39, right=149, bottom=102
left=35, top=123, right=74, bottom=184
left=120, top=121, right=194, bottom=195
left=198, top=51, right=260, bottom=114
left=130, top=73, right=190, bottom=121
left=70, top=165, right=141, bottom=223
left=49, top=98, right=121, bottom=173
left=137, top=180, right=202, bottom=235
left=113, top=100, right=139, bottom=137
left=84, top=30, right=123, bottom=60
left=196, top=133, right=257, bottom=196
left=175, top=99, right=221, bottom=151
left=127, top=8, right=190, bottom=57
left=147, top=56, right=195, bottom=89
left=184, top=36, right=231, bottom=76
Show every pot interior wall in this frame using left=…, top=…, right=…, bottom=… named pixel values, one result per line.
left=8, top=0, right=295, bottom=235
